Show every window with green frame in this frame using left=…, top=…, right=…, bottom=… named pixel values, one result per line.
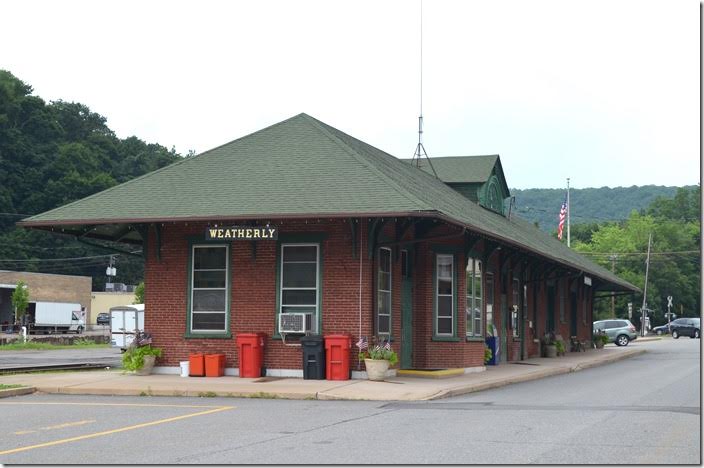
left=511, top=278, right=520, bottom=338
left=436, top=253, right=454, bottom=336
left=377, top=247, right=392, bottom=336
left=189, top=244, right=229, bottom=334
left=279, top=243, right=320, bottom=333
left=466, top=257, right=483, bottom=337
left=485, top=272, right=495, bottom=335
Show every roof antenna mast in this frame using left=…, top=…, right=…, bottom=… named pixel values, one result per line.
left=411, top=0, right=438, bottom=178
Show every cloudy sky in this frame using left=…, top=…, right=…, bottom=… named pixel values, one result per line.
left=2, top=0, right=699, bottom=189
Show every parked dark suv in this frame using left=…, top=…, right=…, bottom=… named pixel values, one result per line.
left=671, top=317, right=700, bottom=339
left=96, top=312, right=110, bottom=326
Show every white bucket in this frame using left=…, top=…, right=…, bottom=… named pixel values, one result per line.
left=179, top=361, right=189, bottom=377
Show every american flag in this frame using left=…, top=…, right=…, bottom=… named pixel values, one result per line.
left=557, top=195, right=567, bottom=241
left=384, top=340, right=391, bottom=350
left=356, top=336, right=368, bottom=350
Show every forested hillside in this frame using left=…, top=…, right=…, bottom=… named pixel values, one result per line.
left=512, top=186, right=695, bottom=232
left=0, top=70, right=181, bottom=289
left=572, top=185, right=700, bottom=325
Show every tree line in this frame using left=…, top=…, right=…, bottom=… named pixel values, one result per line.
left=571, top=186, right=700, bottom=325
left=0, top=70, right=181, bottom=289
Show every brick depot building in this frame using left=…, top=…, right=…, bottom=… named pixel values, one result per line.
left=20, top=113, right=638, bottom=376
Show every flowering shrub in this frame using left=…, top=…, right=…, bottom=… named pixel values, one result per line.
left=356, top=336, right=398, bottom=366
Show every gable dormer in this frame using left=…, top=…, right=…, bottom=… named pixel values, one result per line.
left=404, top=155, right=511, bottom=216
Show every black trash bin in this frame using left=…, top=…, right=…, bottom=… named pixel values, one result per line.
left=301, top=335, right=326, bottom=380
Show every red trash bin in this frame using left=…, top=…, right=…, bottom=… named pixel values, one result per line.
left=189, top=353, right=205, bottom=377
left=324, top=334, right=351, bottom=380
left=205, top=353, right=226, bottom=377
left=236, top=333, right=266, bottom=378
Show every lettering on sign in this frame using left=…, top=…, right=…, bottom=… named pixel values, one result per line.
left=206, top=226, right=278, bottom=241
left=583, top=276, right=592, bottom=286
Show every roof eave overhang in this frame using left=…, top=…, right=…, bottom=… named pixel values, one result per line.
left=19, top=209, right=640, bottom=294
left=431, top=213, right=641, bottom=294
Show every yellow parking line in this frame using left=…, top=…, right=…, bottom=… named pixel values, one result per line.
left=0, top=402, right=223, bottom=409
left=0, top=406, right=234, bottom=456
left=15, top=420, right=95, bottom=435
left=40, top=420, right=96, bottom=431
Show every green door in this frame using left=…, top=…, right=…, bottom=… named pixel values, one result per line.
left=401, top=250, right=413, bottom=369
left=570, top=292, right=578, bottom=336
left=547, top=285, right=556, bottom=332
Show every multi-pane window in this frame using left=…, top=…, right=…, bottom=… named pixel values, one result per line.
left=377, top=247, right=392, bottom=335
left=485, top=272, right=494, bottom=335
left=190, top=245, right=228, bottom=333
left=466, top=257, right=482, bottom=337
left=280, top=244, right=319, bottom=332
left=436, top=254, right=454, bottom=336
left=512, top=278, right=520, bottom=338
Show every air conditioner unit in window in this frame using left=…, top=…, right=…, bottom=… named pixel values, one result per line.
left=279, top=312, right=312, bottom=334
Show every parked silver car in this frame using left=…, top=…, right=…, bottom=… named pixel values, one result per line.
left=593, top=319, right=638, bottom=346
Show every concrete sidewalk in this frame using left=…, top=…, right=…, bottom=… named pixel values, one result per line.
left=0, top=343, right=651, bottom=401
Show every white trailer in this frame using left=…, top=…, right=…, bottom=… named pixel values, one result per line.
left=31, top=301, right=85, bottom=334
left=110, top=304, right=144, bottom=350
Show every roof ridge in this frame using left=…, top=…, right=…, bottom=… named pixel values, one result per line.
left=22, top=113, right=309, bottom=223
left=299, top=115, right=433, bottom=211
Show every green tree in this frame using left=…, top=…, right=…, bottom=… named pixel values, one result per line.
left=11, top=280, right=29, bottom=322
left=134, top=282, right=145, bottom=304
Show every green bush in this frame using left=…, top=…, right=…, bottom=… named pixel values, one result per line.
left=555, top=340, right=565, bottom=355
left=359, top=345, right=398, bottom=366
left=484, top=346, right=492, bottom=364
left=122, top=345, right=162, bottom=372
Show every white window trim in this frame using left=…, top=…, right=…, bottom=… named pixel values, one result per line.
left=436, top=254, right=454, bottom=336
left=190, top=244, right=229, bottom=334
left=279, top=243, right=320, bottom=333
left=377, top=247, right=392, bottom=336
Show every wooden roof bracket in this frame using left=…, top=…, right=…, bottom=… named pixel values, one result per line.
left=75, top=232, right=143, bottom=258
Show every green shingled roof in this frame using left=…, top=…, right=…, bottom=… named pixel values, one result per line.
left=404, top=155, right=499, bottom=183
left=21, top=113, right=637, bottom=292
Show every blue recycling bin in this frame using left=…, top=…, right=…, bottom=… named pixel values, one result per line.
left=485, top=336, right=500, bottom=365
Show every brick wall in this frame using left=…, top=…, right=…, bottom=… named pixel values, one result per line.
left=0, top=271, right=92, bottom=322
left=144, top=217, right=600, bottom=372
left=145, top=218, right=375, bottom=371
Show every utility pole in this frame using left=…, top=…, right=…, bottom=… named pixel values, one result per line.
left=609, top=254, right=617, bottom=316
left=640, top=233, right=652, bottom=337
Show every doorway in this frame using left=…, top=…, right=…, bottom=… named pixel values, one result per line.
left=400, top=250, right=413, bottom=369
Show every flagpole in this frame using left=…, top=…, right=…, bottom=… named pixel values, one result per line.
left=566, top=178, right=571, bottom=248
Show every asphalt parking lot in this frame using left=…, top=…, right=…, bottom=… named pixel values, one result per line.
left=0, top=394, right=236, bottom=463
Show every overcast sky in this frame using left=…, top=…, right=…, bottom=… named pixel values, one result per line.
left=1, top=0, right=700, bottom=189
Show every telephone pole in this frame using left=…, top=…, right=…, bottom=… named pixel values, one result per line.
left=609, top=254, right=617, bottom=316
left=640, top=233, right=652, bottom=336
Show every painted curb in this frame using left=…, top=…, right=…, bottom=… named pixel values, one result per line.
left=34, top=385, right=317, bottom=400
left=0, top=386, right=36, bottom=398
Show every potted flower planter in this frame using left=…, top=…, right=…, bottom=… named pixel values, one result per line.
left=364, top=358, right=390, bottom=381
left=135, top=355, right=156, bottom=375
left=544, top=344, right=557, bottom=358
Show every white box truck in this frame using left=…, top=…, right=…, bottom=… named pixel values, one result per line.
left=30, top=301, right=85, bottom=334
left=110, top=304, right=144, bottom=351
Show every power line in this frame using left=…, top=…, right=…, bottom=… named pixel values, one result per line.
left=579, top=250, right=699, bottom=257
left=0, top=254, right=118, bottom=263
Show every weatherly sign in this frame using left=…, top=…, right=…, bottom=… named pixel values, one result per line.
left=206, top=226, right=278, bottom=241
